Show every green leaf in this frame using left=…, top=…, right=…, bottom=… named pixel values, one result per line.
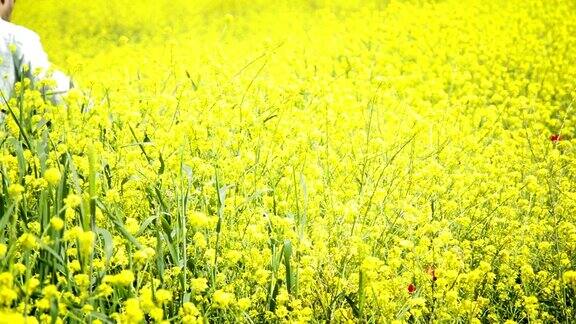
left=136, top=215, right=159, bottom=236
left=95, top=227, right=114, bottom=264
left=283, top=240, right=294, bottom=294
left=38, top=242, right=65, bottom=265
left=0, top=202, right=15, bottom=233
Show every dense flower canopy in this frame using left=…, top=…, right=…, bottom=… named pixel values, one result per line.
left=1, top=0, right=576, bottom=322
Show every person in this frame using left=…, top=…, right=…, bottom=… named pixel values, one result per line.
left=0, top=0, right=72, bottom=107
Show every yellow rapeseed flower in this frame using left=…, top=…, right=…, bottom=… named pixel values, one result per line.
left=50, top=217, right=65, bottom=231
left=44, top=167, right=61, bottom=185
left=191, top=278, right=208, bottom=293
left=18, top=233, right=37, bottom=249
left=212, top=290, right=235, bottom=308
left=7, top=184, right=25, bottom=200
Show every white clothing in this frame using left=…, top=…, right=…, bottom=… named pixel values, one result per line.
left=0, top=19, right=71, bottom=103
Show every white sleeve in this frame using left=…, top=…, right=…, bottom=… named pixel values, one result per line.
left=13, top=28, right=72, bottom=103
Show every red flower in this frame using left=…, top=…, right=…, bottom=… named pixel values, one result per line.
left=550, top=134, right=562, bottom=142
left=408, top=283, right=416, bottom=294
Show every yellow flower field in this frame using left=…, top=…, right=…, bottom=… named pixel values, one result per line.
left=1, top=0, right=576, bottom=322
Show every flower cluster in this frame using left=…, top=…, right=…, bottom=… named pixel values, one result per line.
left=1, top=0, right=576, bottom=322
